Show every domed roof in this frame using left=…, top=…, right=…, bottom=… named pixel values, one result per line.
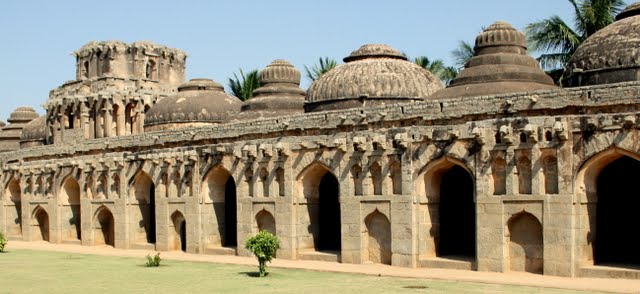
left=144, top=79, right=242, bottom=130
left=305, top=44, right=443, bottom=112
left=20, top=115, right=47, bottom=143
left=0, top=107, right=38, bottom=152
left=564, top=2, right=640, bottom=87
left=430, top=21, right=556, bottom=99
left=236, top=59, right=305, bottom=120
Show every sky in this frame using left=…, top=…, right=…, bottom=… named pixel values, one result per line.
left=0, top=0, right=585, bottom=121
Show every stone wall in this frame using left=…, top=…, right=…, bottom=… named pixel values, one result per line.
left=2, top=82, right=640, bottom=279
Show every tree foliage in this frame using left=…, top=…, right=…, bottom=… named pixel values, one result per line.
left=228, top=69, right=260, bottom=101
left=413, top=56, right=458, bottom=86
left=451, top=40, right=475, bottom=69
left=526, top=0, right=625, bottom=72
left=304, top=57, right=338, bottom=82
left=0, top=232, right=7, bottom=253
left=245, top=230, right=280, bottom=277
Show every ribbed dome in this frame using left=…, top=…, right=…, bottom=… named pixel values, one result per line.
left=236, top=60, right=305, bottom=120
left=430, top=21, right=556, bottom=99
left=305, top=44, right=443, bottom=112
left=144, top=79, right=242, bottom=131
left=20, top=115, right=47, bottom=148
left=564, top=2, right=640, bottom=87
left=0, top=107, right=38, bottom=152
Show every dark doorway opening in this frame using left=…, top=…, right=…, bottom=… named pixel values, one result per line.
left=180, top=221, right=187, bottom=252
left=595, top=156, right=640, bottom=266
left=438, top=165, right=476, bottom=258
left=224, top=176, right=237, bottom=247
left=318, top=173, right=341, bottom=251
left=148, top=183, right=156, bottom=244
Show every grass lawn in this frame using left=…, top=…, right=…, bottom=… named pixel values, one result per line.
left=0, top=249, right=604, bottom=294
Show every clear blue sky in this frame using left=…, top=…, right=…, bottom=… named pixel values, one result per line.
left=0, top=0, right=589, bottom=121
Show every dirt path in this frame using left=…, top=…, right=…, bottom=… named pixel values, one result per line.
left=7, top=241, right=640, bottom=293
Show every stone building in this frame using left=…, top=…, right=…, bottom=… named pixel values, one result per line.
left=3, top=3, right=640, bottom=279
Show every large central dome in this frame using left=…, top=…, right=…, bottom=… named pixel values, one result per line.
left=304, top=44, right=443, bottom=112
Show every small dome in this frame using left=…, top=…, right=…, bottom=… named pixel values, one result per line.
left=0, top=106, right=38, bottom=152
left=144, top=79, right=242, bottom=131
left=305, top=44, right=443, bottom=112
left=430, top=21, right=556, bottom=99
left=236, top=60, right=305, bottom=120
left=565, top=2, right=640, bottom=87
left=20, top=115, right=47, bottom=148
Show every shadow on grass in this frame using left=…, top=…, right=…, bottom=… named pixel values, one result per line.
left=239, top=271, right=270, bottom=278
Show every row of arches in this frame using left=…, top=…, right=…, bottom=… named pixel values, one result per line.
left=4, top=150, right=639, bottom=270
left=491, top=150, right=559, bottom=195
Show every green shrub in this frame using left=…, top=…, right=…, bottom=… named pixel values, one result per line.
left=145, top=253, right=161, bottom=267
left=0, top=232, right=6, bottom=252
left=245, top=231, right=280, bottom=277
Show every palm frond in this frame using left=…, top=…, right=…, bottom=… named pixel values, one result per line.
left=228, top=69, right=260, bottom=101
left=526, top=15, right=581, bottom=55
left=451, top=40, right=475, bottom=69
left=304, top=57, right=338, bottom=82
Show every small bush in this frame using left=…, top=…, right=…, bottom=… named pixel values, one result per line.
left=245, top=231, right=280, bottom=277
left=0, top=232, right=6, bottom=252
left=145, top=253, right=161, bottom=267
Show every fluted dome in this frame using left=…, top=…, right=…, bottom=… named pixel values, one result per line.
left=236, top=59, right=305, bottom=120
left=144, top=79, right=242, bottom=132
left=20, top=115, right=47, bottom=148
left=0, top=107, right=39, bottom=152
left=564, top=2, right=640, bottom=87
left=305, top=44, right=443, bottom=112
left=430, top=21, right=556, bottom=99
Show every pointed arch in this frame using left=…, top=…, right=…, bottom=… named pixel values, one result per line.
left=364, top=210, right=391, bottom=265
left=516, top=153, right=532, bottom=195
left=256, top=209, right=276, bottom=235
left=541, top=153, right=559, bottom=194
left=351, top=164, right=363, bottom=196
left=389, top=159, right=402, bottom=195
left=275, top=167, right=285, bottom=197
left=507, top=212, right=543, bottom=274
left=170, top=210, right=186, bottom=252
left=200, top=165, right=236, bottom=248
left=4, top=177, right=22, bottom=237
left=369, top=162, right=382, bottom=195
left=415, top=156, right=475, bottom=259
left=110, top=174, right=121, bottom=198
left=60, top=176, right=81, bottom=241
left=296, top=161, right=341, bottom=253
left=258, top=167, right=269, bottom=197
left=575, top=147, right=640, bottom=268
left=491, top=151, right=507, bottom=195
left=130, top=171, right=155, bottom=244
left=93, top=206, right=115, bottom=246
left=31, top=206, right=49, bottom=242
left=96, top=173, right=108, bottom=199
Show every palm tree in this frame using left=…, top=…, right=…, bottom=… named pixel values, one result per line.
left=413, top=56, right=458, bottom=85
left=451, top=40, right=475, bottom=69
left=228, top=69, right=260, bottom=101
left=526, top=0, right=625, bottom=74
left=304, top=57, right=338, bottom=82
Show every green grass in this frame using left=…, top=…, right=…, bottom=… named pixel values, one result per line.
left=0, top=250, right=603, bottom=294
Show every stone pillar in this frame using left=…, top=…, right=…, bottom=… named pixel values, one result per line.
left=137, top=103, right=145, bottom=134
left=81, top=103, right=91, bottom=139
left=104, top=101, right=113, bottom=138
left=530, top=147, right=542, bottom=196
left=505, top=149, right=516, bottom=195
left=80, top=170, right=92, bottom=246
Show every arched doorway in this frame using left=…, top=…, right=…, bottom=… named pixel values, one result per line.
left=32, top=207, right=49, bottom=242
left=507, top=212, right=543, bottom=273
left=201, top=166, right=237, bottom=248
left=5, top=178, right=22, bottom=237
left=132, top=172, right=155, bottom=245
left=94, top=207, right=115, bottom=246
left=256, top=209, right=276, bottom=235
left=595, top=156, right=640, bottom=266
left=170, top=211, right=186, bottom=252
left=60, top=177, right=81, bottom=241
left=365, top=210, right=391, bottom=265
